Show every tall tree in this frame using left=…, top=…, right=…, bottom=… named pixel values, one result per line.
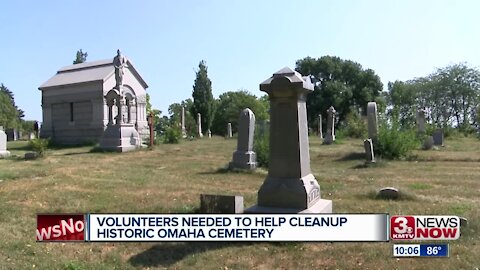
left=73, top=49, right=88, bottom=64
left=168, top=99, right=196, bottom=136
left=295, top=56, right=383, bottom=128
left=0, top=91, right=19, bottom=129
left=191, top=60, right=215, bottom=133
left=0, top=83, right=23, bottom=123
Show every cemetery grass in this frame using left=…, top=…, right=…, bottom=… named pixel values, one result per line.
left=0, top=136, right=479, bottom=270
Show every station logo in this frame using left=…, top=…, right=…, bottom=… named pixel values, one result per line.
left=390, top=215, right=460, bottom=241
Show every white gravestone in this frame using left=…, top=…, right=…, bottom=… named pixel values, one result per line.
left=229, top=108, right=256, bottom=170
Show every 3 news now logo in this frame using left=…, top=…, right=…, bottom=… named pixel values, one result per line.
left=36, top=214, right=86, bottom=241
left=390, top=215, right=460, bottom=240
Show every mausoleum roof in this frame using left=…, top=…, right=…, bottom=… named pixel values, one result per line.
left=39, top=57, right=148, bottom=90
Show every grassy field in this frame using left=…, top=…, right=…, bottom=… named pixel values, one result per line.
left=0, top=136, right=479, bottom=270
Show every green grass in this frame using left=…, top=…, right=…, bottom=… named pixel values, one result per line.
left=1, top=136, right=479, bottom=269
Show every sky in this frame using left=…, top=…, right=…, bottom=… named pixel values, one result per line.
left=1, top=0, right=479, bottom=121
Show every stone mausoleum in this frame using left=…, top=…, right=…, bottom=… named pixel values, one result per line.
left=38, top=51, right=149, bottom=144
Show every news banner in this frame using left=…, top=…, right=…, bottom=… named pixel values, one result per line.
left=37, top=214, right=460, bottom=258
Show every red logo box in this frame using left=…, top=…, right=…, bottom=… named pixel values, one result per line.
left=37, top=214, right=85, bottom=242
left=390, top=216, right=415, bottom=240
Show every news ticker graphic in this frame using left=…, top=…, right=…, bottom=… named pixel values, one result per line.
left=392, top=244, right=449, bottom=257
left=36, top=214, right=85, bottom=241
left=37, top=214, right=388, bottom=242
left=390, top=215, right=460, bottom=241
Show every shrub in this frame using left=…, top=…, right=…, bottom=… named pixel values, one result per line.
left=374, top=119, right=418, bottom=159
left=340, top=111, right=367, bottom=139
left=163, top=126, right=181, bottom=144
left=253, top=128, right=269, bottom=168
left=28, top=138, right=50, bottom=157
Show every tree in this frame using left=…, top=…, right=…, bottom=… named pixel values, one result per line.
left=168, top=99, right=196, bottom=137
left=191, top=60, right=215, bottom=134
left=211, top=90, right=269, bottom=135
left=0, top=84, right=23, bottom=128
left=73, top=49, right=88, bottom=64
left=295, top=56, right=383, bottom=129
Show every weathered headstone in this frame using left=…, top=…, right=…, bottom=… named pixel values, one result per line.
left=364, top=139, right=375, bottom=163
left=207, top=129, right=212, bottom=138
left=246, top=67, right=332, bottom=213
left=0, top=127, right=11, bottom=158
left=367, top=102, right=378, bottom=140
left=197, top=113, right=203, bottom=138
left=229, top=108, right=256, bottom=170
left=417, top=108, right=427, bottom=134
left=423, top=136, right=434, bottom=150
left=5, top=128, right=17, bottom=141
left=432, top=129, right=444, bottom=146
left=29, top=132, right=36, bottom=140
left=227, top=122, right=233, bottom=138
left=318, top=114, right=323, bottom=139
left=25, top=152, right=39, bottom=160
left=200, top=194, right=244, bottom=214
left=377, top=187, right=399, bottom=200
left=323, top=106, right=336, bottom=144
left=181, top=106, right=187, bottom=138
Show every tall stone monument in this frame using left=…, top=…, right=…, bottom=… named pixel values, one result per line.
left=229, top=108, right=256, bottom=170
left=0, top=127, right=11, bottom=158
left=364, top=139, right=375, bottom=163
left=318, top=114, right=323, bottom=139
left=432, top=129, right=444, bottom=146
left=367, top=102, right=378, bottom=140
left=246, top=67, right=332, bottom=213
left=181, top=106, right=187, bottom=138
left=323, top=106, right=336, bottom=144
left=227, top=123, right=233, bottom=138
left=197, top=113, right=203, bottom=138
left=417, top=108, right=427, bottom=134
left=99, top=50, right=141, bottom=152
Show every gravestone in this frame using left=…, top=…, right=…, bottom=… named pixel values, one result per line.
left=227, top=123, right=233, bottom=138
left=364, top=139, right=375, bottom=163
left=5, top=128, right=17, bottom=141
left=377, top=187, right=399, bottom=200
left=229, top=108, right=256, bottom=170
left=432, top=129, right=444, bottom=146
left=29, top=132, right=36, bottom=140
left=200, top=194, right=244, bottom=214
left=323, top=106, right=336, bottom=144
left=0, top=127, right=11, bottom=158
left=207, top=129, right=212, bottom=138
left=417, top=108, right=427, bottom=134
left=367, top=102, right=378, bottom=140
left=246, top=67, right=332, bottom=213
left=318, top=114, right=323, bottom=139
left=423, top=136, right=434, bottom=150
left=197, top=113, right=203, bottom=138
left=25, top=152, right=39, bottom=160
left=181, top=106, right=187, bottom=138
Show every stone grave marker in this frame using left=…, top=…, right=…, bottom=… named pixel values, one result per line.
left=367, top=102, right=378, bottom=140
left=246, top=67, right=332, bottom=213
left=377, top=187, right=399, bottom=200
left=324, top=106, right=336, bottom=144
left=318, top=114, right=323, bottom=139
left=197, top=113, right=203, bottom=138
left=0, top=127, right=11, bottom=158
left=423, top=136, right=434, bottom=150
left=364, top=139, right=375, bottom=163
left=417, top=108, right=427, bottom=134
left=5, top=128, right=17, bottom=141
left=181, top=106, right=187, bottom=138
left=229, top=108, right=256, bottom=170
left=227, top=122, right=233, bottom=138
left=432, top=129, right=444, bottom=146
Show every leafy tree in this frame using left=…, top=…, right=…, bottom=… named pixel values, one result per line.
left=211, top=90, right=269, bottom=135
left=0, top=84, right=23, bottom=128
left=168, top=99, right=196, bottom=137
left=191, top=60, right=215, bottom=134
left=295, top=56, right=383, bottom=129
left=73, top=49, right=88, bottom=64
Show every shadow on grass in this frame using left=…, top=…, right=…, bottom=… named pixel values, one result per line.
left=198, top=165, right=267, bottom=176
left=129, top=241, right=298, bottom=268
left=129, top=242, right=255, bottom=268
left=351, top=160, right=387, bottom=169
left=335, top=152, right=365, bottom=161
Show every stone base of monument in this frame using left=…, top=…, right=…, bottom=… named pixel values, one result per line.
left=99, top=123, right=141, bottom=152
left=0, top=151, right=11, bottom=158
left=229, top=150, right=257, bottom=170
left=245, top=199, right=332, bottom=214
left=245, top=174, right=333, bottom=213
